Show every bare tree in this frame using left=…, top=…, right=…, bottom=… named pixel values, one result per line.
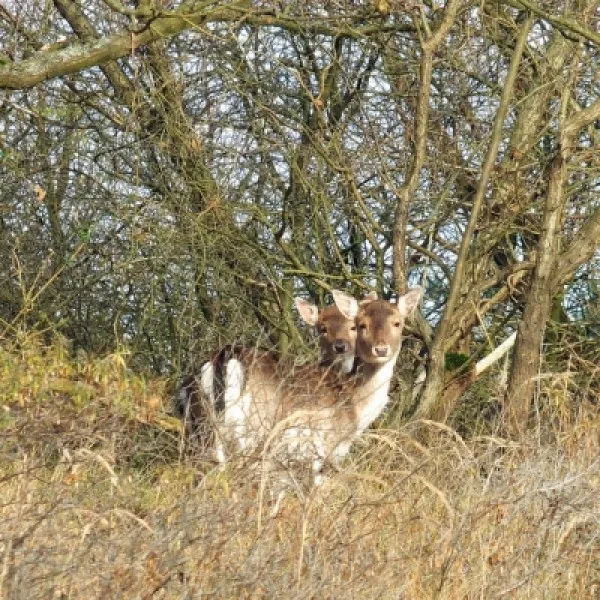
left=0, top=0, right=598, bottom=431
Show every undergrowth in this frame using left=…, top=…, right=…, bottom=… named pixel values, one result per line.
left=1, top=332, right=598, bottom=599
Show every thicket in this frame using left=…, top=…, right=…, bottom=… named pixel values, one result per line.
left=0, top=0, right=599, bottom=596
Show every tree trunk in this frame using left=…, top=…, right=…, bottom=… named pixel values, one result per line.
left=414, top=14, right=533, bottom=421
left=503, top=143, right=568, bottom=433
left=504, top=93, right=600, bottom=433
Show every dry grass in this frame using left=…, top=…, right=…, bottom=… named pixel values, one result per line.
left=1, top=333, right=599, bottom=599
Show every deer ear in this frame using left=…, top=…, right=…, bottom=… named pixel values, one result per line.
left=295, top=297, right=319, bottom=326
left=332, top=290, right=359, bottom=320
left=360, top=290, right=378, bottom=306
left=396, top=287, right=423, bottom=318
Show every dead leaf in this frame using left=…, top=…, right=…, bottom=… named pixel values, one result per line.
left=33, top=184, right=46, bottom=202
left=188, top=137, right=202, bottom=152
left=373, top=0, right=389, bottom=14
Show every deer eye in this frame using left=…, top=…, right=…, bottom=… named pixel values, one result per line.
left=318, top=326, right=328, bottom=334
left=350, top=325, right=357, bottom=331
left=359, top=323, right=368, bottom=331
left=394, top=321, right=401, bottom=328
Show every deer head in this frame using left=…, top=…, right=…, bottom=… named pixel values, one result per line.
left=295, top=295, right=372, bottom=371
left=332, top=288, right=423, bottom=364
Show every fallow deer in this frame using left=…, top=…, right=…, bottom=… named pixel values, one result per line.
left=207, top=288, right=423, bottom=483
left=176, top=295, right=363, bottom=457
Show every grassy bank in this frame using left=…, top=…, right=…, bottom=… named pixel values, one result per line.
left=1, top=333, right=598, bottom=599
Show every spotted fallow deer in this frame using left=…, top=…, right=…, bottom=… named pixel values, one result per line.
left=176, top=294, right=365, bottom=454
left=204, top=287, right=423, bottom=481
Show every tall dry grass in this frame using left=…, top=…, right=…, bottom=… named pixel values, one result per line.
left=1, top=332, right=598, bottom=599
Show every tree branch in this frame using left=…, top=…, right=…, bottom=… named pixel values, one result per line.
left=99, top=0, right=157, bottom=18
left=414, top=13, right=534, bottom=421
left=0, top=1, right=414, bottom=90
left=392, top=0, right=461, bottom=294
left=551, top=97, right=600, bottom=285
left=52, top=0, right=137, bottom=106
left=563, top=96, right=600, bottom=139
left=554, top=207, right=600, bottom=287
left=504, top=0, right=600, bottom=47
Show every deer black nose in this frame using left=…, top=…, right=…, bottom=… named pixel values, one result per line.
left=333, top=340, right=348, bottom=353
left=374, top=345, right=389, bottom=358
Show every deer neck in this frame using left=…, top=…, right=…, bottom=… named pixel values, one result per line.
left=319, top=355, right=358, bottom=375
left=351, top=351, right=399, bottom=435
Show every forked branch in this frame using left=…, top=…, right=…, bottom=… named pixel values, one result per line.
left=414, top=13, right=534, bottom=421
